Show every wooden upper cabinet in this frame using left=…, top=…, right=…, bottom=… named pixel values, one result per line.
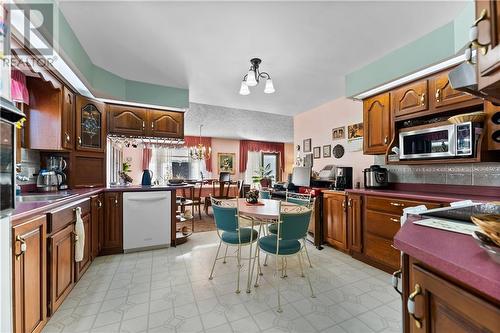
left=75, top=96, right=106, bottom=153
left=363, top=92, right=392, bottom=155
left=12, top=215, right=47, bottom=333
left=347, top=194, right=362, bottom=254
left=148, top=110, right=184, bottom=138
left=108, top=104, right=148, bottom=136
left=322, top=192, right=348, bottom=251
left=429, top=72, right=476, bottom=109
left=61, top=86, right=75, bottom=150
left=476, top=0, right=500, bottom=100
left=393, top=80, right=428, bottom=118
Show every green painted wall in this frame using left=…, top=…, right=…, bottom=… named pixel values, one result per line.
left=345, top=1, right=475, bottom=97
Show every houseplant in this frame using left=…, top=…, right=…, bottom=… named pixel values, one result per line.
left=252, top=164, right=274, bottom=188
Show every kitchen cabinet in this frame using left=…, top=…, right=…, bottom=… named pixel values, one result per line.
left=47, top=223, right=74, bottom=315
left=75, top=96, right=106, bottom=153
left=476, top=0, right=500, bottom=101
left=485, top=101, right=500, bottom=150
left=108, top=104, right=148, bottom=137
left=393, top=80, right=428, bottom=118
left=363, top=92, right=392, bottom=154
left=91, top=194, right=104, bottom=258
left=404, top=257, right=500, bottom=333
left=429, top=71, right=477, bottom=110
left=148, top=110, right=184, bottom=138
left=322, top=192, right=348, bottom=251
left=61, top=86, right=75, bottom=150
left=69, top=154, right=106, bottom=189
left=12, top=215, right=46, bottom=333
left=347, top=194, right=362, bottom=254
left=74, top=214, right=91, bottom=282
left=102, top=192, right=123, bottom=255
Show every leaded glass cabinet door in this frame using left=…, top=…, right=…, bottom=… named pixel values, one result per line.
left=75, top=96, right=106, bottom=153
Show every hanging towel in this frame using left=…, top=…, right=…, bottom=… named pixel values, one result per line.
left=401, top=205, right=427, bottom=225
left=74, top=207, right=85, bottom=262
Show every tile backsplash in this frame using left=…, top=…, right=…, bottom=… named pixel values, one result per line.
left=373, top=156, right=500, bottom=187
left=17, top=148, right=40, bottom=184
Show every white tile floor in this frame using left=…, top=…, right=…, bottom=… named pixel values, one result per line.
left=42, top=231, right=402, bottom=333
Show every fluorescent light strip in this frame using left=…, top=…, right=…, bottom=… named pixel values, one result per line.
left=352, top=53, right=469, bottom=100
left=98, top=98, right=188, bottom=112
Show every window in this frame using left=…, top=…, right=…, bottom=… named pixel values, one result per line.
left=244, top=151, right=281, bottom=186
left=262, top=152, right=280, bottom=182
left=149, top=147, right=207, bottom=183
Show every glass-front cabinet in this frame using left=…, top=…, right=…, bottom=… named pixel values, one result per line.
left=75, top=96, right=106, bottom=152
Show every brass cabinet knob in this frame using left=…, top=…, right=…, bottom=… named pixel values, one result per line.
left=384, top=136, right=388, bottom=144
left=77, top=136, right=82, bottom=145
left=65, top=133, right=71, bottom=142
left=15, top=235, right=27, bottom=261
left=435, top=89, right=441, bottom=102
left=407, top=284, right=423, bottom=329
left=390, top=217, right=400, bottom=223
left=420, top=93, right=426, bottom=106
left=390, top=202, right=404, bottom=207
left=142, top=121, right=145, bottom=130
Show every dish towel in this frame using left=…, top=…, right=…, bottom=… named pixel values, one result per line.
left=74, top=207, right=85, bottom=262
left=401, top=205, right=428, bottom=225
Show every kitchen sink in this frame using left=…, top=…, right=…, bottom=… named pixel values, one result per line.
left=16, top=192, right=76, bottom=203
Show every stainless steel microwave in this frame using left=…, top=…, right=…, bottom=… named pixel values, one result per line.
left=399, top=122, right=478, bottom=160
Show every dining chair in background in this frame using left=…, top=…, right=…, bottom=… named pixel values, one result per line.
left=254, top=204, right=315, bottom=312
left=259, top=189, right=271, bottom=199
left=209, top=197, right=259, bottom=293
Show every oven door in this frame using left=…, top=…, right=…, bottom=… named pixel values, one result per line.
left=399, top=124, right=456, bottom=159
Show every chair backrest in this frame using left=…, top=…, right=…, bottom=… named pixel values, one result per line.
left=286, top=191, right=312, bottom=208
left=278, top=209, right=312, bottom=241
left=211, top=197, right=238, bottom=232
left=259, top=189, right=271, bottom=199
left=194, top=180, right=204, bottom=199
left=219, top=172, right=231, bottom=182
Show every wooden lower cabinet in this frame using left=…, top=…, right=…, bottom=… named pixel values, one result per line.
left=322, top=192, right=348, bottom=251
left=12, top=215, right=47, bottom=333
left=404, top=256, right=500, bottom=333
left=102, top=191, right=123, bottom=255
left=347, top=194, right=362, bottom=254
left=91, top=194, right=104, bottom=258
left=48, top=223, right=75, bottom=315
left=74, top=214, right=91, bottom=281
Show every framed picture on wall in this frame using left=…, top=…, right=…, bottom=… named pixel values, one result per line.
left=323, top=145, right=331, bottom=158
left=217, top=153, right=236, bottom=174
left=348, top=122, right=364, bottom=141
left=303, top=138, right=312, bottom=153
left=332, top=126, right=345, bottom=140
left=313, top=146, right=321, bottom=159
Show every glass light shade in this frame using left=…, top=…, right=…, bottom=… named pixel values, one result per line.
left=246, top=70, right=258, bottom=86
left=264, top=78, right=275, bottom=94
left=239, top=81, right=250, bottom=95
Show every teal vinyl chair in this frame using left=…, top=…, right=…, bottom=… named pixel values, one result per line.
left=209, top=197, right=259, bottom=293
left=267, top=191, right=313, bottom=267
left=255, top=204, right=315, bottom=312
left=259, top=189, right=271, bottom=199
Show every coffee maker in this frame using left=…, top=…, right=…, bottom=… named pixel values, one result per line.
left=334, top=166, right=353, bottom=191
left=37, top=156, right=68, bottom=191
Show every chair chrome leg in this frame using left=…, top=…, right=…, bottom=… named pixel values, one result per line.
left=236, top=243, right=241, bottom=294
left=223, top=244, right=228, bottom=264
left=303, top=255, right=315, bottom=298
left=209, top=240, right=222, bottom=280
left=254, top=248, right=261, bottom=287
left=275, top=254, right=282, bottom=313
left=298, top=252, right=305, bottom=278
left=264, top=253, right=268, bottom=266
left=303, top=238, right=312, bottom=268
left=246, top=230, right=255, bottom=293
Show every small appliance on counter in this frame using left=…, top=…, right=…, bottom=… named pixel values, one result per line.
left=333, top=166, right=352, bottom=191
left=318, top=164, right=337, bottom=180
left=363, top=165, right=388, bottom=188
left=46, top=156, right=68, bottom=190
left=141, top=169, right=153, bottom=185
left=36, top=170, right=61, bottom=192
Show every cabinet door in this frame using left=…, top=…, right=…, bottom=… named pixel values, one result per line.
left=74, top=214, right=91, bottom=281
left=485, top=101, right=500, bottom=150
left=476, top=0, right=500, bottom=98
left=12, top=215, right=46, bottom=333
left=429, top=72, right=476, bottom=109
left=393, top=80, right=428, bottom=118
left=363, top=92, right=392, bottom=154
left=61, top=86, right=74, bottom=150
left=322, top=193, right=347, bottom=250
left=347, top=195, right=362, bottom=254
left=147, top=110, right=184, bottom=138
left=108, top=105, right=148, bottom=136
left=48, top=224, right=74, bottom=314
left=75, top=96, right=106, bottom=153
left=408, top=264, right=500, bottom=333
left=91, top=194, right=104, bottom=258
left=102, top=192, right=123, bottom=255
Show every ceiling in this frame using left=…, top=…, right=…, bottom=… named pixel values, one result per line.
left=59, top=1, right=467, bottom=116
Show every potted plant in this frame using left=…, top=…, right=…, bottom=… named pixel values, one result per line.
left=252, top=163, right=274, bottom=188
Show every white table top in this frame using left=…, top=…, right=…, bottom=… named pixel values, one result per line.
left=234, top=198, right=308, bottom=220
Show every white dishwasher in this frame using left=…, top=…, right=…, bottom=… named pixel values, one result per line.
left=123, top=191, right=171, bottom=252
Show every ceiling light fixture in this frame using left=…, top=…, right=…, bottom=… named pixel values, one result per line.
left=239, top=58, right=275, bottom=95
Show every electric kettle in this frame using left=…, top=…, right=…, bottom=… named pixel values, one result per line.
left=141, top=170, right=153, bottom=186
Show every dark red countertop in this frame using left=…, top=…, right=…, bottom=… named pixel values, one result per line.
left=346, top=188, right=499, bottom=203
left=394, top=215, right=500, bottom=303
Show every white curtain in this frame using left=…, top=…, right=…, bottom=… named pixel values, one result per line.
left=189, top=158, right=208, bottom=180
left=150, top=147, right=173, bottom=183
left=245, top=151, right=262, bottom=186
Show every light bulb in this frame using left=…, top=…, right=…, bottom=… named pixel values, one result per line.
left=246, top=69, right=258, bottom=86
left=239, top=81, right=250, bottom=95
left=264, top=78, right=275, bottom=94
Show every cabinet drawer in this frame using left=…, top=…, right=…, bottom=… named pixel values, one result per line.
left=47, top=199, right=90, bottom=234
left=366, top=196, right=442, bottom=215
left=364, top=233, right=400, bottom=270
left=365, top=211, right=401, bottom=239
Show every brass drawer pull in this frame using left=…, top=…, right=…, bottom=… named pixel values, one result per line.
left=15, top=236, right=27, bottom=261
left=97, top=200, right=103, bottom=208
left=392, top=270, right=402, bottom=296
left=435, top=89, right=441, bottom=102
left=420, top=93, right=425, bottom=106
left=407, top=284, right=423, bottom=329
left=470, top=9, right=490, bottom=56
left=390, top=217, right=400, bottom=223
left=390, top=202, right=404, bottom=207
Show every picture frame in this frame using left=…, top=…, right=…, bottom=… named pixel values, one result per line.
left=332, top=126, right=345, bottom=140
left=323, top=144, right=331, bottom=158
left=303, top=138, right=312, bottom=153
left=313, top=146, right=321, bottom=159
left=348, top=122, right=364, bottom=141
left=217, top=153, right=236, bottom=174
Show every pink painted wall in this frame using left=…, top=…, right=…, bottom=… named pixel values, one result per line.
left=211, top=138, right=241, bottom=180
left=294, top=97, right=374, bottom=186
left=123, top=147, right=143, bottom=184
